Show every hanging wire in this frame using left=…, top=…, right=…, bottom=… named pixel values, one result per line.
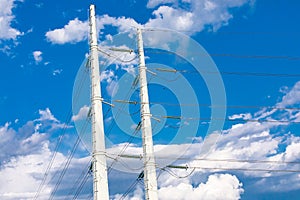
left=48, top=120, right=89, bottom=200
left=159, top=166, right=196, bottom=179
left=63, top=159, right=92, bottom=200
left=119, top=171, right=144, bottom=200
left=104, top=153, right=300, bottom=175
left=112, top=98, right=300, bottom=111
left=107, top=122, right=142, bottom=173
left=167, top=165, right=300, bottom=173
left=72, top=168, right=92, bottom=200
left=151, top=67, right=300, bottom=78
left=153, top=115, right=300, bottom=125
left=143, top=44, right=300, bottom=61
left=106, top=152, right=300, bottom=166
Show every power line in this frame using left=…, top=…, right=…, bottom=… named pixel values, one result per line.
left=63, top=160, right=91, bottom=200
left=154, top=115, right=300, bottom=124
left=48, top=120, right=89, bottom=200
left=119, top=171, right=144, bottom=200
left=152, top=67, right=300, bottom=78
left=166, top=165, right=300, bottom=173
left=104, top=153, right=300, bottom=174
left=112, top=99, right=300, bottom=111
left=145, top=49, right=300, bottom=61
left=142, top=28, right=300, bottom=36
left=106, top=153, right=300, bottom=166
left=107, top=122, right=141, bottom=174
left=72, top=169, right=92, bottom=200
left=33, top=109, right=73, bottom=200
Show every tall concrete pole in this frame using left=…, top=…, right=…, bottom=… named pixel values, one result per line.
left=89, top=4, right=109, bottom=200
left=137, top=28, right=159, bottom=200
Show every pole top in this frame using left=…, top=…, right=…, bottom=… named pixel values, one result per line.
left=90, top=4, right=95, bottom=11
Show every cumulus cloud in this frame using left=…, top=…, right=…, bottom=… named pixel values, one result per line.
left=33, top=50, right=42, bottom=64
left=229, top=113, right=252, bottom=120
left=0, top=108, right=90, bottom=199
left=105, top=80, right=300, bottom=197
left=0, top=0, right=22, bottom=40
left=45, top=15, right=140, bottom=45
left=0, top=108, right=69, bottom=163
left=45, top=18, right=89, bottom=44
left=158, top=174, right=243, bottom=200
left=277, top=81, right=300, bottom=107
left=72, top=105, right=89, bottom=121
left=147, top=0, right=177, bottom=8
left=46, top=0, right=253, bottom=44
left=100, top=69, right=119, bottom=97
left=145, top=0, right=254, bottom=33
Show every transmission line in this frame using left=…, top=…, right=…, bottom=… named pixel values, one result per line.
left=150, top=115, right=300, bottom=125
left=106, top=153, right=300, bottom=166
left=104, top=153, right=300, bottom=174
left=48, top=120, right=89, bottom=200
left=144, top=48, right=300, bottom=61
left=112, top=99, right=300, bottom=111
left=119, top=171, right=144, bottom=200
left=33, top=109, right=73, bottom=200
left=152, top=67, right=300, bottom=77
left=166, top=165, right=300, bottom=173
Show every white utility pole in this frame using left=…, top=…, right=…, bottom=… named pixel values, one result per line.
left=137, top=28, right=159, bottom=200
left=89, top=4, right=109, bottom=200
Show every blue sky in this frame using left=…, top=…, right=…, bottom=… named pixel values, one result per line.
left=1, top=0, right=300, bottom=199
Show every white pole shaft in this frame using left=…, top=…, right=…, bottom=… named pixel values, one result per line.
left=89, top=4, right=109, bottom=200
left=137, top=28, right=159, bottom=200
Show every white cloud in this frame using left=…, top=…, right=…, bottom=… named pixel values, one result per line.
left=45, top=15, right=140, bottom=45
left=105, top=80, right=300, bottom=196
left=158, top=173, right=243, bottom=200
left=33, top=50, right=42, bottom=64
left=277, top=81, right=300, bottom=107
left=38, top=108, right=58, bottom=122
left=72, top=105, right=89, bottom=121
left=0, top=109, right=90, bottom=199
left=45, top=0, right=253, bottom=45
left=146, top=6, right=194, bottom=31
left=97, top=14, right=141, bottom=33
left=145, top=0, right=254, bottom=33
left=52, top=68, right=62, bottom=76
left=229, top=113, right=252, bottom=120
left=100, top=69, right=119, bottom=97
left=113, top=185, right=144, bottom=200
left=45, top=18, right=89, bottom=44
left=147, top=0, right=177, bottom=8
left=0, top=0, right=22, bottom=40
left=0, top=146, right=53, bottom=199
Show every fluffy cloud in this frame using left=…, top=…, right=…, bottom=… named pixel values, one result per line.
left=145, top=0, right=254, bottom=32
left=0, top=108, right=68, bottom=163
left=45, top=15, right=140, bottom=45
left=100, top=69, right=119, bottom=97
left=72, top=105, right=89, bottom=121
left=0, top=0, right=22, bottom=40
left=46, top=0, right=253, bottom=44
left=105, top=81, right=300, bottom=198
left=33, top=50, right=42, bottom=64
left=277, top=81, right=300, bottom=107
left=3, top=81, right=300, bottom=199
left=45, top=18, right=89, bottom=44
left=147, top=0, right=177, bottom=8
left=158, top=174, right=243, bottom=200
left=0, top=143, right=56, bottom=199
left=0, top=108, right=90, bottom=200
